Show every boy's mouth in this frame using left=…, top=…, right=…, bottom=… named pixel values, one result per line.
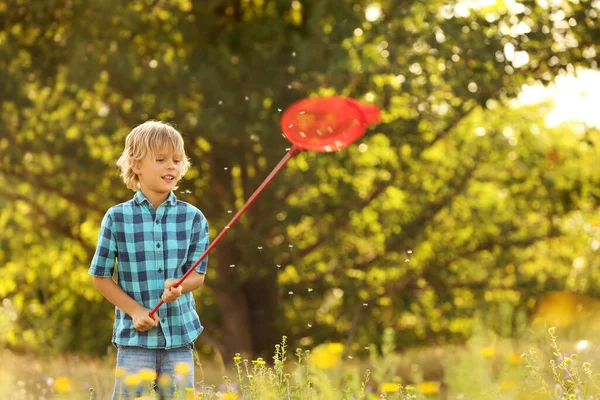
left=162, top=174, right=175, bottom=183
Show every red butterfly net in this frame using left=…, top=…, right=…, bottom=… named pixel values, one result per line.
left=149, top=96, right=381, bottom=316
left=281, top=96, right=381, bottom=152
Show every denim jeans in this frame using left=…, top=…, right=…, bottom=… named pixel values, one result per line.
left=112, top=334, right=195, bottom=399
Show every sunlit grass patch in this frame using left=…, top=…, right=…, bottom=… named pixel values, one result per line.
left=0, top=349, right=115, bottom=398
left=3, top=325, right=600, bottom=399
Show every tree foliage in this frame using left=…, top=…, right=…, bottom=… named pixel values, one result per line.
left=0, top=0, right=599, bottom=357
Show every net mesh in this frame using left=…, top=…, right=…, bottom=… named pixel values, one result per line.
left=281, top=96, right=381, bottom=152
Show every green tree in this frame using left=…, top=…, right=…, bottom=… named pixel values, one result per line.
left=0, top=0, right=599, bottom=357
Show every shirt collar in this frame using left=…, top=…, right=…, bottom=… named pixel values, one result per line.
left=133, top=191, right=177, bottom=208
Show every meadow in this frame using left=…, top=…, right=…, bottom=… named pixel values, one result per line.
left=2, top=0, right=599, bottom=399
left=3, top=320, right=600, bottom=400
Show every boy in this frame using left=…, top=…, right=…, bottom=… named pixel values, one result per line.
left=89, top=120, right=209, bottom=398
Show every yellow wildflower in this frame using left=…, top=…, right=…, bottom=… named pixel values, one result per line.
left=417, top=381, right=440, bottom=395
left=185, top=387, right=196, bottom=399
left=115, top=366, right=127, bottom=378
left=158, top=373, right=171, bottom=386
left=499, top=380, right=517, bottom=391
left=220, top=393, right=240, bottom=400
left=174, top=362, right=191, bottom=375
left=507, top=352, right=522, bottom=365
left=311, top=344, right=342, bottom=369
left=233, top=353, right=242, bottom=362
left=125, top=374, right=141, bottom=387
left=480, top=347, right=495, bottom=358
left=53, top=376, right=73, bottom=392
left=326, top=343, right=344, bottom=354
left=138, top=368, right=157, bottom=382
left=532, top=292, right=578, bottom=327
left=252, top=357, right=266, bottom=366
left=380, top=382, right=399, bottom=393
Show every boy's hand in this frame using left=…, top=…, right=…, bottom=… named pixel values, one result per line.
left=132, top=307, right=159, bottom=332
left=161, top=279, right=183, bottom=303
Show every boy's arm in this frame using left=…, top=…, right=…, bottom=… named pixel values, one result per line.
left=93, top=276, right=159, bottom=331
left=162, top=211, right=209, bottom=303
left=180, top=271, right=205, bottom=293
left=162, top=271, right=204, bottom=302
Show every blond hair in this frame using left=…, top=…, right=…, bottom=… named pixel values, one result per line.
left=116, top=120, right=191, bottom=191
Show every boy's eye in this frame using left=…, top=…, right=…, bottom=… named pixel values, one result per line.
left=174, top=160, right=181, bottom=163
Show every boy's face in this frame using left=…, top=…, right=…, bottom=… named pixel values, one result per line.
left=133, top=148, right=182, bottom=195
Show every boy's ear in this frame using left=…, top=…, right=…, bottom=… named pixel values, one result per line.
left=131, top=160, right=141, bottom=174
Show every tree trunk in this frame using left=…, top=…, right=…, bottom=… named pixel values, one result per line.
left=243, top=264, right=281, bottom=357
left=214, top=240, right=282, bottom=359
left=214, top=244, right=253, bottom=360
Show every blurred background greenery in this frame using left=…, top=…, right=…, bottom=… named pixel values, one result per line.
left=0, top=0, right=599, bottom=368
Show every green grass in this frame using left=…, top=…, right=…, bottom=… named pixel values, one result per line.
left=3, top=326, right=600, bottom=399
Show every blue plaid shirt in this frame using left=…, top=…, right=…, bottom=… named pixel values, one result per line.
left=89, top=191, right=209, bottom=349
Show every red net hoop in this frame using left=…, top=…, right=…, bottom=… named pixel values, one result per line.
left=281, top=96, right=381, bottom=152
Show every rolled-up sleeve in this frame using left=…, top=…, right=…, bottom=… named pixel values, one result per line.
left=89, top=210, right=118, bottom=277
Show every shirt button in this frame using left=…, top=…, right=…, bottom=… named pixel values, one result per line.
left=156, top=243, right=161, bottom=248
left=158, top=268, right=163, bottom=274
left=161, top=318, right=166, bottom=323
left=156, top=220, right=160, bottom=224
